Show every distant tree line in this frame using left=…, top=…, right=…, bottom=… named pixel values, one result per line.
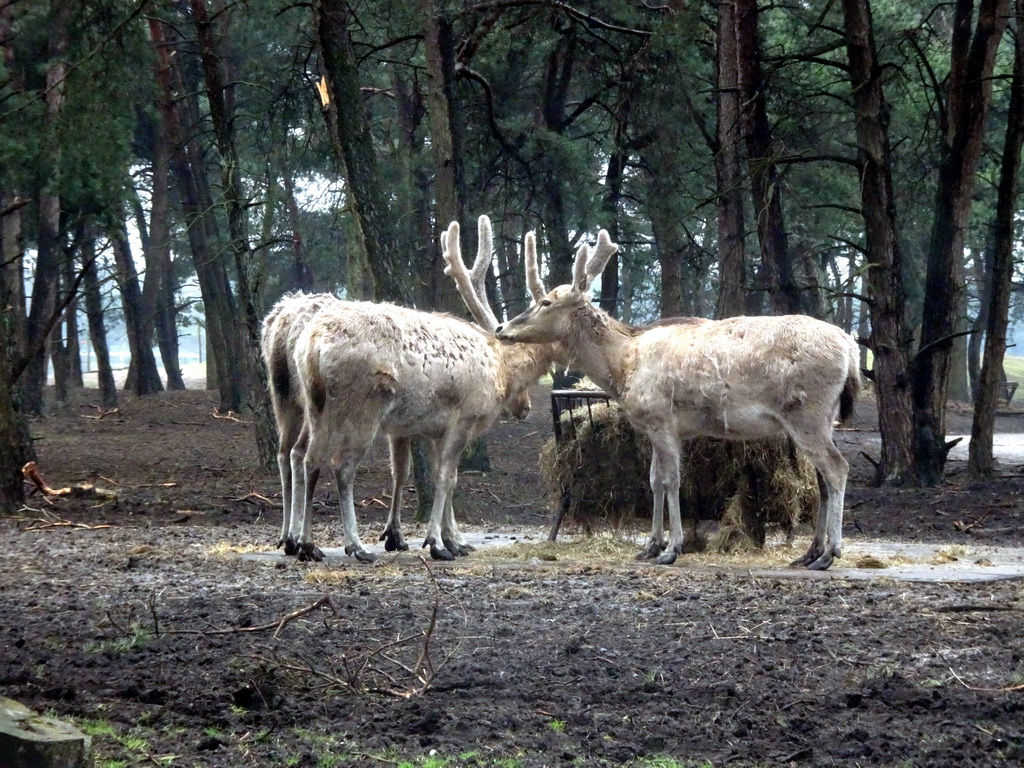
left=2, top=0, right=1024, bottom=512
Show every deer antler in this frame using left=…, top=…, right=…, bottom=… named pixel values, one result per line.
left=571, top=230, right=619, bottom=293
left=587, top=230, right=618, bottom=284
left=524, top=231, right=546, bottom=302
left=469, top=215, right=498, bottom=325
left=442, top=217, right=500, bottom=331
left=571, top=241, right=590, bottom=292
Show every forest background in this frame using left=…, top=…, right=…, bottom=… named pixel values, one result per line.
left=2, top=0, right=1024, bottom=512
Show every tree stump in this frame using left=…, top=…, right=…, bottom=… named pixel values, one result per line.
left=0, top=697, right=92, bottom=768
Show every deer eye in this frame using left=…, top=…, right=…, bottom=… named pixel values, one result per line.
left=540, top=299, right=552, bottom=307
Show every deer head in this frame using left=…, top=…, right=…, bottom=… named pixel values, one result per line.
left=496, top=229, right=618, bottom=344
left=442, top=215, right=547, bottom=420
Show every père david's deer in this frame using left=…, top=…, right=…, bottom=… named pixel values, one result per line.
left=262, top=219, right=508, bottom=559
left=268, top=217, right=559, bottom=561
left=496, top=231, right=861, bottom=570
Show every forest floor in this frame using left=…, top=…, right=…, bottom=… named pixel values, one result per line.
left=3, top=384, right=1024, bottom=767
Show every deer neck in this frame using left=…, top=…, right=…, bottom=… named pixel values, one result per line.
left=564, top=305, right=633, bottom=398
left=500, top=341, right=554, bottom=396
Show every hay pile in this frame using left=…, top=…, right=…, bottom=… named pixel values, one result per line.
left=541, top=401, right=820, bottom=552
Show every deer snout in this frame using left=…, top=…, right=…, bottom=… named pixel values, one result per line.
left=503, top=393, right=531, bottom=421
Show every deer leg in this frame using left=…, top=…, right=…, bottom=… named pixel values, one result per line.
left=380, top=436, right=411, bottom=552
left=334, top=463, right=377, bottom=563
left=637, top=452, right=667, bottom=560
left=422, top=434, right=465, bottom=561
left=440, top=431, right=474, bottom=557
left=809, top=445, right=848, bottom=570
left=791, top=471, right=828, bottom=568
left=789, top=431, right=848, bottom=570
left=654, top=441, right=684, bottom=566
left=295, top=433, right=324, bottom=562
left=276, top=439, right=293, bottom=550
left=280, top=419, right=308, bottom=555
left=441, top=492, right=474, bottom=557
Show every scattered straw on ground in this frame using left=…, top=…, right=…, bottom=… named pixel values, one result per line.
left=208, top=542, right=266, bottom=557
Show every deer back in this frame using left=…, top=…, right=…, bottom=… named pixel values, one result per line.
left=296, top=301, right=518, bottom=435
left=622, top=314, right=856, bottom=439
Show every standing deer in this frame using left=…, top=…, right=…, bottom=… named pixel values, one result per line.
left=268, top=217, right=559, bottom=561
left=496, top=231, right=861, bottom=570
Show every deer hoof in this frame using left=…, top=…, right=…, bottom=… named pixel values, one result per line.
left=354, top=549, right=378, bottom=563
left=635, top=541, right=665, bottom=561
left=296, top=543, right=324, bottom=562
left=424, top=539, right=455, bottom=561
left=380, top=529, right=409, bottom=552
left=282, top=538, right=300, bottom=557
left=442, top=537, right=472, bottom=558
left=807, top=551, right=835, bottom=571
left=790, top=548, right=822, bottom=568
left=654, top=550, right=679, bottom=566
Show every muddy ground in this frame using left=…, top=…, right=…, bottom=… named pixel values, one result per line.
left=2, top=386, right=1024, bottom=767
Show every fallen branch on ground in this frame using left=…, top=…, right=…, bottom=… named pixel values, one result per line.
left=949, top=666, right=1024, bottom=692
left=21, top=519, right=113, bottom=531
left=231, top=492, right=278, bottom=506
left=260, top=558, right=466, bottom=698
left=82, top=406, right=121, bottom=420
left=212, top=410, right=247, bottom=423
left=22, top=462, right=59, bottom=495
left=160, top=595, right=339, bottom=639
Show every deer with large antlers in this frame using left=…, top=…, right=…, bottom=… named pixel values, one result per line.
left=496, top=231, right=861, bottom=570
left=264, top=217, right=559, bottom=562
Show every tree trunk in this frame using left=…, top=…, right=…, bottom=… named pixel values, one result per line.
left=190, top=0, right=276, bottom=468
left=151, top=17, right=243, bottom=411
left=0, top=0, right=32, bottom=512
left=715, top=0, right=747, bottom=319
left=599, top=103, right=629, bottom=318
left=133, top=120, right=185, bottom=391
left=23, top=0, right=72, bottom=415
left=735, top=0, right=801, bottom=316
left=111, top=221, right=164, bottom=396
left=912, top=0, right=1007, bottom=485
left=969, top=0, right=1024, bottom=477
left=64, top=251, right=83, bottom=389
left=842, top=0, right=914, bottom=485
left=0, top=193, right=26, bottom=357
left=648, top=189, right=687, bottom=317
left=50, top=260, right=72, bottom=406
left=538, top=31, right=577, bottom=287
left=420, top=0, right=467, bottom=313
left=0, top=287, right=33, bottom=514
left=281, top=168, right=316, bottom=293
left=495, top=228, right=529, bottom=319
left=391, top=69, right=433, bottom=307
left=79, top=233, right=118, bottom=409
left=967, top=251, right=989, bottom=400
left=314, top=0, right=413, bottom=306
